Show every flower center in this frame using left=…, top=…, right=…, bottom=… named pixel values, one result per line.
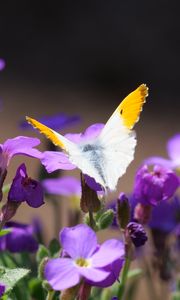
left=75, top=258, right=90, bottom=267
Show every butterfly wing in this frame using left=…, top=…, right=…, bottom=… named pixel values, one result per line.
left=96, top=84, right=148, bottom=190
left=26, top=116, right=79, bottom=152
left=26, top=116, right=105, bottom=184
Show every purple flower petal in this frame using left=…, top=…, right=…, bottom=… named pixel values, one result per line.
left=91, top=239, right=124, bottom=268
left=60, top=224, right=97, bottom=259
left=84, top=175, right=103, bottom=192
left=65, top=123, right=104, bottom=143
left=8, top=163, right=44, bottom=208
left=41, top=151, right=76, bottom=172
left=77, top=266, right=109, bottom=282
left=144, top=157, right=174, bottom=169
left=42, top=176, right=81, bottom=197
left=87, top=259, right=123, bottom=287
left=45, top=258, right=80, bottom=290
left=3, top=136, right=42, bottom=161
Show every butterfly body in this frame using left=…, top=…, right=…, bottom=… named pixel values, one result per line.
left=26, top=84, right=148, bottom=191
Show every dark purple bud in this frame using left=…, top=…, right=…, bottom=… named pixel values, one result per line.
left=8, top=163, right=44, bottom=208
left=116, top=193, right=130, bottom=229
left=127, top=222, right=148, bottom=247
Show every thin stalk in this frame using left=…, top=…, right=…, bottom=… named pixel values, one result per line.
left=117, top=257, right=131, bottom=300
left=46, top=290, right=55, bottom=300
left=89, top=210, right=95, bottom=229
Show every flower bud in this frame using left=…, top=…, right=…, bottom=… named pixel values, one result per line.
left=116, top=193, right=130, bottom=229
left=80, top=173, right=101, bottom=213
left=98, top=209, right=114, bottom=230
left=126, top=222, right=148, bottom=247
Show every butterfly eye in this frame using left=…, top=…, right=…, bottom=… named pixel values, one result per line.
left=120, top=109, right=123, bottom=115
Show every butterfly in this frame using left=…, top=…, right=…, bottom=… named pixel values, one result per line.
left=26, top=84, right=148, bottom=191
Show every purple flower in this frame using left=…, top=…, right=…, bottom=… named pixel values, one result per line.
left=127, top=222, right=148, bottom=247
left=42, top=176, right=81, bottom=197
left=0, top=283, right=5, bottom=297
left=144, top=134, right=180, bottom=169
left=0, top=58, right=5, bottom=71
left=8, top=163, right=44, bottom=208
left=45, top=224, right=124, bottom=290
left=20, top=114, right=80, bottom=131
left=42, top=175, right=102, bottom=198
left=40, top=123, right=104, bottom=173
left=0, top=136, right=42, bottom=172
left=133, top=165, right=179, bottom=206
left=149, top=196, right=180, bottom=233
left=0, top=221, right=38, bottom=253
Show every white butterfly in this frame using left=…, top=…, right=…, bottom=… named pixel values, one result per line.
left=26, top=84, right=148, bottom=191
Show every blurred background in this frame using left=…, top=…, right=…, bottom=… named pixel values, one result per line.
left=0, top=1, right=179, bottom=241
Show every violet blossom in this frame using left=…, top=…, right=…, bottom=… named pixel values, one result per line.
left=42, top=176, right=81, bottom=197
left=0, top=221, right=38, bottom=253
left=8, top=163, right=44, bottom=208
left=144, top=134, right=180, bottom=170
left=45, top=224, right=124, bottom=290
left=133, top=164, right=179, bottom=206
left=0, top=136, right=42, bottom=173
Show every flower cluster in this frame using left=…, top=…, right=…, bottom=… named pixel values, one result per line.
left=0, top=102, right=179, bottom=300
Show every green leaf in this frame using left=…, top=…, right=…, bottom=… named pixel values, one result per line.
left=28, top=277, right=45, bottom=300
left=97, top=209, right=114, bottom=230
left=0, top=267, right=30, bottom=293
left=36, top=245, right=49, bottom=263
left=48, top=239, right=60, bottom=257
left=127, top=268, right=143, bottom=279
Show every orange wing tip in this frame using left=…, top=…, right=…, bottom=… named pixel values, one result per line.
left=26, top=116, right=66, bottom=150
left=138, top=83, right=149, bottom=98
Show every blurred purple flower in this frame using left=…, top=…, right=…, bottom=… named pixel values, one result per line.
left=0, top=283, right=5, bottom=297
left=8, top=163, right=44, bottom=208
left=45, top=224, right=124, bottom=290
left=127, top=222, right=147, bottom=247
left=40, top=123, right=104, bottom=173
left=149, top=196, right=180, bottom=233
left=42, top=175, right=103, bottom=199
left=0, top=58, right=5, bottom=71
left=144, top=134, right=180, bottom=169
left=42, top=176, right=81, bottom=197
left=0, top=136, right=42, bottom=172
left=20, top=114, right=81, bottom=131
left=133, top=165, right=179, bottom=206
left=0, top=221, right=38, bottom=253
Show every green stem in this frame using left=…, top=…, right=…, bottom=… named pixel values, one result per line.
left=89, top=210, right=95, bottom=229
left=117, top=257, right=131, bottom=300
left=46, top=290, right=55, bottom=300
